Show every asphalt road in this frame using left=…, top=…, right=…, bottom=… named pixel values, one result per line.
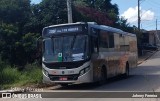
left=1, top=51, right=160, bottom=101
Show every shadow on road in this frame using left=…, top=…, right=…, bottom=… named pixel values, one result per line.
left=96, top=74, right=160, bottom=91
left=131, top=66, right=160, bottom=75
left=50, top=75, right=134, bottom=90
left=50, top=72, right=160, bottom=91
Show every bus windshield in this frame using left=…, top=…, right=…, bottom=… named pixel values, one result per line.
left=43, top=35, right=88, bottom=62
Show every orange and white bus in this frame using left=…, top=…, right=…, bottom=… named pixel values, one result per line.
left=41, top=22, right=137, bottom=86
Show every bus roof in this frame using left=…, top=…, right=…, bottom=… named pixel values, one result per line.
left=89, top=24, right=136, bottom=37
left=44, top=22, right=86, bottom=29
left=43, top=22, right=136, bottom=37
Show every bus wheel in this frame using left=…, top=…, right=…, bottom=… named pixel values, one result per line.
left=124, top=63, right=129, bottom=78
left=99, top=66, right=107, bottom=85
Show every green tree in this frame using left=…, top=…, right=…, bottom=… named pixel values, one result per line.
left=0, top=23, right=19, bottom=66
left=0, top=0, right=137, bottom=68
left=73, top=0, right=119, bottom=26
left=116, top=17, right=134, bottom=33
left=0, top=0, right=40, bottom=67
left=22, top=33, right=39, bottom=63
left=24, top=0, right=68, bottom=34
left=0, top=23, right=39, bottom=67
left=0, top=0, right=31, bottom=25
left=38, top=0, right=67, bottom=26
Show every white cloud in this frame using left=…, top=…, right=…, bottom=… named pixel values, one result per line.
left=141, top=10, right=154, bottom=21
left=121, top=6, right=155, bottom=24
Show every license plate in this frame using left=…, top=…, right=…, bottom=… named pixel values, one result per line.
left=59, top=77, right=68, bottom=81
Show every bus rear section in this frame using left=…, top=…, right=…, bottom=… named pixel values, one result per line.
left=88, top=25, right=137, bottom=82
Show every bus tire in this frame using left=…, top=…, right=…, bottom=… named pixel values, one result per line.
left=124, top=62, right=129, bottom=78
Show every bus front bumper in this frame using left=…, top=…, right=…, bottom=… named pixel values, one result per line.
left=42, top=69, right=93, bottom=84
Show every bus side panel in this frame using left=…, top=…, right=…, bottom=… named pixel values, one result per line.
left=91, top=54, right=102, bottom=82
left=115, top=33, right=128, bottom=75
left=128, top=35, right=138, bottom=68
left=91, top=52, right=117, bottom=81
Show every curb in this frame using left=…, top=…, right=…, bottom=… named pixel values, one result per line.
left=138, top=51, right=157, bottom=65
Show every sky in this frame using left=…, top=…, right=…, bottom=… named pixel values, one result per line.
left=112, top=0, right=160, bottom=31
left=31, top=0, right=160, bottom=31
left=31, top=0, right=41, bottom=4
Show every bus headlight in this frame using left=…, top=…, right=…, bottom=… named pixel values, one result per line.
left=43, top=68, right=49, bottom=77
left=79, top=66, right=90, bottom=76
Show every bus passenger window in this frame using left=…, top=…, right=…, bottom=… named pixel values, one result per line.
left=99, top=30, right=109, bottom=52
left=109, top=33, right=114, bottom=48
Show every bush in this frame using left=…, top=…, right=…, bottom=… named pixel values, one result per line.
left=0, top=61, right=42, bottom=89
left=0, top=65, right=20, bottom=84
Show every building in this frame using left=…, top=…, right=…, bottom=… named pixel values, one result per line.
left=148, top=30, right=160, bottom=45
left=142, top=30, right=160, bottom=45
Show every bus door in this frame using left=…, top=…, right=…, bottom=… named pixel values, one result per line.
left=90, top=28, right=100, bottom=81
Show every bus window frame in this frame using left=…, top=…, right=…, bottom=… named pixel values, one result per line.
left=90, top=28, right=99, bottom=54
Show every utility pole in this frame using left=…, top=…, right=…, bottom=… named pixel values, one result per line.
left=156, top=19, right=157, bottom=31
left=155, top=19, right=160, bottom=45
left=67, top=0, right=73, bottom=23
left=138, top=0, right=141, bottom=31
left=138, top=0, right=142, bottom=55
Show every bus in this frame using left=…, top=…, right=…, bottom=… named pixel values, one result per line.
left=41, top=22, right=137, bottom=86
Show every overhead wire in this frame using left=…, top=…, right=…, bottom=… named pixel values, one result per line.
left=138, top=0, right=160, bottom=30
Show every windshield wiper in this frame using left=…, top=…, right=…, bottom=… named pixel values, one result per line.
left=70, top=35, right=77, bottom=51
left=51, top=37, right=54, bottom=53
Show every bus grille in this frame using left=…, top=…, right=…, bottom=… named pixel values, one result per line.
left=49, top=74, right=79, bottom=81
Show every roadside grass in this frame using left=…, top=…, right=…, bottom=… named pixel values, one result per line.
left=0, top=61, right=43, bottom=90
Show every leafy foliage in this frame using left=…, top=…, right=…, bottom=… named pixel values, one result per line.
left=73, top=0, right=119, bottom=25
left=0, top=0, right=136, bottom=68
left=0, top=23, right=19, bottom=65
left=0, top=23, right=39, bottom=67
left=0, top=61, right=42, bottom=89
left=0, top=0, right=31, bottom=24
left=75, top=6, right=113, bottom=25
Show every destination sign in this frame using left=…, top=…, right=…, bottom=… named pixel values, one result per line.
left=43, top=25, right=83, bottom=37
